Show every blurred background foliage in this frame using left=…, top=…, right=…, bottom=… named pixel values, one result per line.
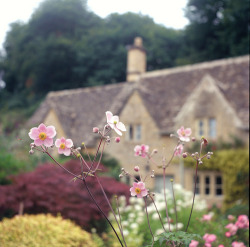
left=0, top=214, right=103, bottom=247
left=0, top=0, right=249, bottom=124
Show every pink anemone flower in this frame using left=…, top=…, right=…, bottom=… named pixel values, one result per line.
left=134, top=144, right=149, bottom=158
left=177, top=126, right=192, bottom=142
left=106, top=111, right=126, bottom=136
left=235, top=215, right=249, bottom=229
left=174, top=144, right=184, bottom=156
left=203, top=233, right=217, bottom=244
left=55, top=137, right=73, bottom=156
left=202, top=214, right=213, bottom=221
left=130, top=182, right=148, bottom=198
left=225, top=223, right=238, bottom=236
left=232, top=242, right=246, bottom=247
left=189, top=240, right=199, bottom=247
left=29, top=123, right=56, bottom=147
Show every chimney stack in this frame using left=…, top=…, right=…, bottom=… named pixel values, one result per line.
left=126, top=37, right=146, bottom=82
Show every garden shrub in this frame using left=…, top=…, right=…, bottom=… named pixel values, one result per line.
left=0, top=160, right=130, bottom=231
left=0, top=214, right=98, bottom=247
left=184, top=149, right=249, bottom=211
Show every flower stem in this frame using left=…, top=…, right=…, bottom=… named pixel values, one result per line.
left=149, top=194, right=166, bottom=232
left=95, top=176, right=127, bottom=247
left=163, top=167, right=171, bottom=232
left=171, top=181, right=178, bottom=232
left=185, top=160, right=199, bottom=232
left=144, top=197, right=154, bottom=247
left=82, top=179, right=124, bottom=247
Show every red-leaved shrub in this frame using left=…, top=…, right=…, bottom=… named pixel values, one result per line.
left=0, top=160, right=130, bottom=230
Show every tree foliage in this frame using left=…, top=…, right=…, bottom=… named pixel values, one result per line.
left=180, top=0, right=249, bottom=63
left=0, top=160, right=130, bottom=231
left=0, top=0, right=249, bottom=110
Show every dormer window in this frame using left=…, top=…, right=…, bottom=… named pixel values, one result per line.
left=209, top=118, right=216, bottom=138
left=196, top=118, right=217, bottom=139
left=135, top=124, right=142, bottom=141
left=199, top=120, right=204, bottom=136
left=126, top=124, right=142, bottom=141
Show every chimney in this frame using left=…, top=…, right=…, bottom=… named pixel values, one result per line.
left=126, top=37, right=146, bottom=82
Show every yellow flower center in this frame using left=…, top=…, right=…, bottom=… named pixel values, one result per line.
left=181, top=130, right=185, bottom=136
left=60, top=143, right=66, bottom=149
left=135, top=187, right=141, bottom=194
left=113, top=120, right=117, bottom=124
left=39, top=132, right=47, bottom=141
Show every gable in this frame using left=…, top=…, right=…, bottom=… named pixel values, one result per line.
left=175, top=74, right=243, bottom=140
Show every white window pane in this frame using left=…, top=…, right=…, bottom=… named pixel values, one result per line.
left=209, top=118, right=216, bottom=138
left=135, top=125, right=141, bottom=141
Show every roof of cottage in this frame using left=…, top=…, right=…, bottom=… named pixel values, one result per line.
left=28, top=55, right=249, bottom=146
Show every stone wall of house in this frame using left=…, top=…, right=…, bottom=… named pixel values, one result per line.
left=105, top=91, right=186, bottom=190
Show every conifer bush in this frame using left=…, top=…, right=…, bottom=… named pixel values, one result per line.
left=0, top=214, right=99, bottom=247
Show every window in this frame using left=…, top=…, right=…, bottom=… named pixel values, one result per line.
left=126, top=124, right=142, bottom=141
left=135, top=125, right=142, bottom=141
left=215, top=176, right=223, bottom=196
left=205, top=176, right=210, bottom=195
left=155, top=175, right=174, bottom=193
left=126, top=124, right=134, bottom=140
left=198, top=120, right=204, bottom=136
left=193, top=175, right=200, bottom=194
left=209, top=118, right=216, bottom=138
left=134, top=175, right=140, bottom=182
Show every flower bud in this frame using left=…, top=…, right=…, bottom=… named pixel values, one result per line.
left=93, top=127, right=99, bottom=133
left=182, top=152, right=188, bottom=158
left=121, top=168, right=125, bottom=171
left=170, top=179, right=174, bottom=182
left=207, top=155, right=211, bottom=159
left=115, top=137, right=120, bottom=143
left=151, top=175, right=155, bottom=178
left=192, top=137, right=196, bottom=142
left=76, top=153, right=81, bottom=158
left=119, top=174, right=123, bottom=178
left=29, top=150, right=34, bottom=155
left=81, top=142, right=85, bottom=146
left=199, top=160, right=203, bottom=165
left=153, top=149, right=158, bottom=153
left=30, top=143, right=35, bottom=148
left=134, top=166, right=140, bottom=172
left=76, top=147, right=81, bottom=151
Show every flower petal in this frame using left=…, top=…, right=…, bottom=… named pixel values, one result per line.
left=38, top=123, right=47, bottom=132
left=29, top=128, right=39, bottom=140
left=46, top=126, right=56, bottom=138
left=44, top=138, right=54, bottom=147
left=106, top=111, right=113, bottom=122
left=58, top=148, right=64, bottom=154
left=34, top=138, right=43, bottom=146
left=114, top=126, right=122, bottom=136
left=65, top=139, right=73, bottom=148
left=117, top=122, right=126, bottom=131
left=55, top=139, right=61, bottom=147
left=185, top=128, right=192, bottom=136
left=63, top=148, right=71, bottom=156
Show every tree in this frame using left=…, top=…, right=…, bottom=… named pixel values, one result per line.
left=180, top=0, right=249, bottom=63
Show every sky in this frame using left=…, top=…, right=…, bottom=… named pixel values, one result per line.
left=0, top=0, right=189, bottom=51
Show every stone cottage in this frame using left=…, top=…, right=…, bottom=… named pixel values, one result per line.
left=28, top=37, right=249, bottom=205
